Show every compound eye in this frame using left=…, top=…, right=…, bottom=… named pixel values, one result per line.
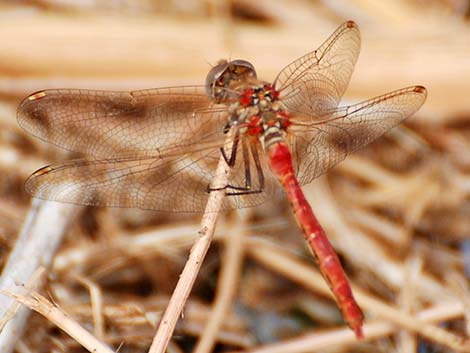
left=205, top=59, right=258, bottom=102
left=205, top=60, right=229, bottom=97
left=227, top=60, right=257, bottom=79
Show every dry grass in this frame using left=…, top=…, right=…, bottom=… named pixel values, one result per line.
left=0, top=1, right=469, bottom=352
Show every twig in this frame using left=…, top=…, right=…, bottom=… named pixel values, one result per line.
left=0, top=268, right=44, bottom=334
left=148, top=143, right=233, bottom=353
left=73, top=275, right=105, bottom=340
left=0, top=200, right=78, bottom=353
left=397, top=255, right=422, bottom=353
left=193, top=210, right=248, bottom=353
left=3, top=289, right=114, bottom=353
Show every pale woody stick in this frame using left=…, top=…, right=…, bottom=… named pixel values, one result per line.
left=148, top=136, right=233, bottom=353
left=0, top=201, right=78, bottom=353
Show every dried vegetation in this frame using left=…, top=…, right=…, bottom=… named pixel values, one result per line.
left=0, top=1, right=469, bottom=353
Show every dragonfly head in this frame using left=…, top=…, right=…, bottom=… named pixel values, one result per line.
left=206, top=59, right=257, bottom=103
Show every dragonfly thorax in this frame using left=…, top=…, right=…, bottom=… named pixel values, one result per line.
left=228, top=84, right=291, bottom=149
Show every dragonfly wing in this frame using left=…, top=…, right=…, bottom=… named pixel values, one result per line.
left=289, top=86, right=427, bottom=185
left=17, top=86, right=228, bottom=158
left=273, top=21, right=360, bottom=118
left=25, top=138, right=279, bottom=212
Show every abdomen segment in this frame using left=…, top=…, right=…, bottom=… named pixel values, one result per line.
left=267, top=141, right=364, bottom=338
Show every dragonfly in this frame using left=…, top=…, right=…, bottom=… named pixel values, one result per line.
left=17, top=21, right=427, bottom=339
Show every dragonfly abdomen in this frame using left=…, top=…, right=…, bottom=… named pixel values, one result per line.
left=261, top=125, right=284, bottom=150
left=267, top=141, right=364, bottom=338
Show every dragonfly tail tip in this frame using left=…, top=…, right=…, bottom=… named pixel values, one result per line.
left=353, top=325, right=364, bottom=340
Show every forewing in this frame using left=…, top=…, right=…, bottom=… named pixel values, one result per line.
left=288, top=86, right=427, bottom=185
left=25, top=137, right=280, bottom=212
left=17, top=87, right=228, bottom=158
left=274, top=21, right=360, bottom=118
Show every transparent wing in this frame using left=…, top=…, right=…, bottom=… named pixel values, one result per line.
left=25, top=137, right=280, bottom=212
left=274, top=21, right=360, bottom=118
left=288, top=86, right=427, bottom=185
left=17, top=86, right=228, bottom=158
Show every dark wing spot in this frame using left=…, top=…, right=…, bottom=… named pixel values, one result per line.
left=97, top=95, right=143, bottom=117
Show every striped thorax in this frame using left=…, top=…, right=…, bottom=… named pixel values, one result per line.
left=227, top=83, right=291, bottom=150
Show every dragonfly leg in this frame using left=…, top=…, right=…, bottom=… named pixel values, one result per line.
left=242, top=139, right=251, bottom=188
left=208, top=181, right=254, bottom=193
left=220, top=129, right=240, bottom=167
left=208, top=138, right=265, bottom=196
left=206, top=130, right=240, bottom=193
left=224, top=142, right=265, bottom=196
left=207, top=130, right=241, bottom=193
left=251, top=142, right=265, bottom=190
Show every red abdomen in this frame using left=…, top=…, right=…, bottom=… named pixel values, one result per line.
left=267, top=141, right=364, bottom=338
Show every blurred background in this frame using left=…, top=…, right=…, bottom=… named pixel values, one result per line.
left=0, top=1, right=469, bottom=353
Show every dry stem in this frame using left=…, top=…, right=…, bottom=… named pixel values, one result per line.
left=73, top=275, right=105, bottom=340
left=148, top=145, right=232, bottom=353
left=193, top=210, right=248, bottom=353
left=3, top=289, right=114, bottom=353
left=0, top=200, right=78, bottom=353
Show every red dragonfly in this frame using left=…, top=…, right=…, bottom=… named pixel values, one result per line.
left=18, top=21, right=426, bottom=338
